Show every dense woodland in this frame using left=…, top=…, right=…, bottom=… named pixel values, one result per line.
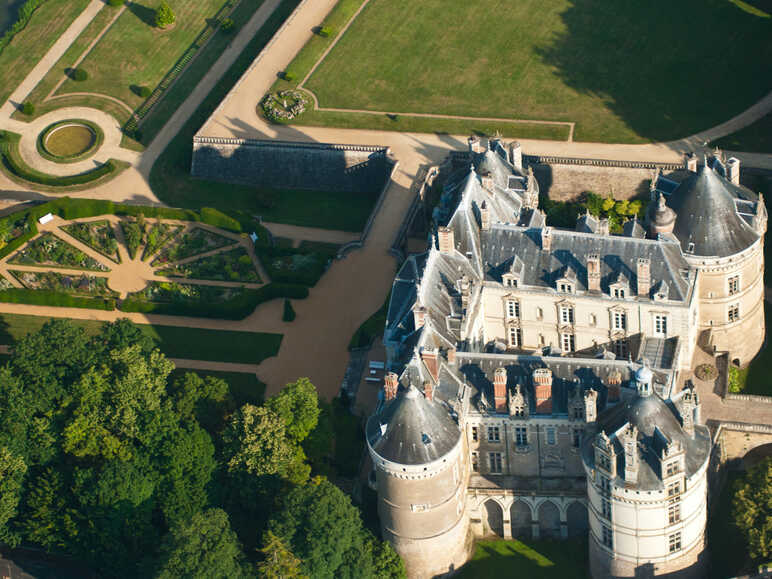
left=0, top=319, right=405, bottom=578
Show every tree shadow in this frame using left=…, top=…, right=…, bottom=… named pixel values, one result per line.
left=538, top=0, right=772, bottom=142
left=126, top=1, right=156, bottom=27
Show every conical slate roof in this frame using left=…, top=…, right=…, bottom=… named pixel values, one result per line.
left=668, top=165, right=758, bottom=257
left=367, top=385, right=461, bottom=465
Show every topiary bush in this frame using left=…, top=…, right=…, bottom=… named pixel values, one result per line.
left=282, top=299, right=296, bottom=322
left=221, top=17, right=234, bottom=31
left=72, top=68, right=88, bottom=82
left=20, top=102, right=34, bottom=116
left=282, top=71, right=296, bottom=82
left=318, top=26, right=333, bottom=38
left=136, top=85, right=152, bottom=98
left=155, top=1, right=175, bottom=28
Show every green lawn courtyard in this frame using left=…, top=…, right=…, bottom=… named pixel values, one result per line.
left=277, top=0, right=772, bottom=143
left=456, top=538, right=589, bottom=578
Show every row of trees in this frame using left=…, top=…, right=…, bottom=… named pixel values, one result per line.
left=540, top=190, right=647, bottom=231
left=0, top=319, right=404, bottom=578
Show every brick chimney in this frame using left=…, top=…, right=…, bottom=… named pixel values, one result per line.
left=384, top=372, right=399, bottom=401
left=684, top=153, right=697, bottom=173
left=493, top=367, right=508, bottom=413
left=541, top=227, right=552, bottom=252
left=727, top=157, right=741, bottom=186
left=480, top=200, right=490, bottom=231
left=598, top=218, right=610, bottom=236
left=605, top=371, right=622, bottom=402
left=637, top=258, right=651, bottom=298
left=468, top=136, right=481, bottom=154
left=587, top=253, right=601, bottom=293
left=533, top=368, right=553, bottom=414
left=423, top=380, right=433, bottom=401
left=421, top=347, right=439, bottom=382
left=446, top=346, right=456, bottom=365
left=438, top=226, right=454, bottom=253
left=584, top=388, right=598, bottom=422
left=413, top=304, right=427, bottom=329
left=481, top=173, right=494, bottom=192
left=509, top=141, right=523, bottom=172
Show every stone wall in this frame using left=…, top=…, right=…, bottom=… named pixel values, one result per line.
left=191, top=137, right=394, bottom=193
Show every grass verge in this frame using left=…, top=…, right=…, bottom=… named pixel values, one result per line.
left=0, top=312, right=282, bottom=364
left=712, top=112, right=772, bottom=154
left=731, top=308, right=772, bottom=396
left=456, top=538, right=589, bottom=578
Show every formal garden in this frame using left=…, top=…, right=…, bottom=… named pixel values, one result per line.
left=157, top=246, right=261, bottom=282
left=61, top=219, right=120, bottom=262
left=9, top=232, right=109, bottom=271
left=269, top=0, right=772, bottom=143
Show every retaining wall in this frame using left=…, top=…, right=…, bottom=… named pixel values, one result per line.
left=191, top=137, right=393, bottom=193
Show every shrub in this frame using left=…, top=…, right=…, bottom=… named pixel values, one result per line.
left=20, top=102, right=34, bottom=116
left=72, top=68, right=88, bottom=82
left=200, top=207, right=242, bottom=232
left=318, top=26, right=333, bottom=38
left=220, top=17, right=234, bottom=31
left=155, top=1, right=175, bottom=28
left=136, top=86, right=152, bottom=98
left=107, top=0, right=124, bottom=5
left=282, top=71, right=296, bottom=82
left=283, top=299, right=296, bottom=322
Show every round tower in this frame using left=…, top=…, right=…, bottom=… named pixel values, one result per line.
left=666, top=164, right=766, bottom=365
left=581, top=366, right=712, bottom=578
left=366, top=383, right=469, bottom=578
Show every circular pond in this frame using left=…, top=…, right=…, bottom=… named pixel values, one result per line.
left=38, top=120, right=102, bottom=162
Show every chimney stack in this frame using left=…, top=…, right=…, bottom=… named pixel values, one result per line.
left=438, top=226, right=454, bottom=253
left=423, top=380, right=433, bottom=402
left=509, top=141, right=523, bottom=172
left=421, top=347, right=439, bottom=382
left=468, top=136, right=481, bottom=154
left=584, top=388, right=598, bottom=422
left=727, top=157, right=741, bottom=186
left=598, top=218, right=610, bottom=236
left=684, top=153, right=697, bottom=173
left=494, top=367, right=508, bottom=413
left=587, top=253, right=601, bottom=293
left=541, top=227, right=552, bottom=252
left=533, top=368, right=553, bottom=414
left=384, top=372, right=399, bottom=401
left=637, top=258, right=651, bottom=298
left=480, top=200, right=490, bottom=231
left=446, top=346, right=456, bottom=365
left=413, top=304, right=427, bottom=329
left=481, top=174, right=494, bottom=191
left=605, top=371, right=622, bottom=402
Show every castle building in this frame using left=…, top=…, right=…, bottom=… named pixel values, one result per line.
left=366, top=139, right=766, bottom=578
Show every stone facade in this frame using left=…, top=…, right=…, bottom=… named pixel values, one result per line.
left=369, top=139, right=765, bottom=578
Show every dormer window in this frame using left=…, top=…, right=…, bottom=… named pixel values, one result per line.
left=558, top=282, right=574, bottom=293
left=502, top=276, right=518, bottom=287
left=613, top=287, right=626, bottom=299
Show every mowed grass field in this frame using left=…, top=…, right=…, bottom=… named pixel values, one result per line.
left=57, top=0, right=229, bottom=109
left=305, top=0, right=772, bottom=143
left=0, top=0, right=90, bottom=104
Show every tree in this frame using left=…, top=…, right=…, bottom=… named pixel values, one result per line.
left=266, top=378, right=320, bottom=444
left=222, top=404, right=301, bottom=479
left=257, top=531, right=306, bottom=578
left=732, top=458, right=772, bottom=561
left=155, top=1, right=175, bottom=28
left=601, top=196, right=616, bottom=212
left=267, top=477, right=402, bottom=579
left=153, top=509, right=246, bottom=578
left=0, top=447, right=26, bottom=546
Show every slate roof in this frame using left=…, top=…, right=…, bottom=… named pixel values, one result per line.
left=481, top=226, right=692, bottom=302
left=582, top=394, right=711, bottom=490
left=366, top=385, right=461, bottom=465
left=667, top=165, right=760, bottom=257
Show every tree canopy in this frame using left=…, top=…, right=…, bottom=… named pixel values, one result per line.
left=732, top=457, right=772, bottom=561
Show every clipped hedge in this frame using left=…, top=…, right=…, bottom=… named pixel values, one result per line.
left=0, top=288, right=116, bottom=310
left=282, top=298, right=296, bottom=321
left=200, top=207, right=242, bottom=232
left=120, top=282, right=308, bottom=320
left=0, top=213, right=37, bottom=260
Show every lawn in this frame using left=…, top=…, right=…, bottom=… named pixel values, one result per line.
left=456, top=538, right=589, bottom=579
left=736, top=308, right=772, bottom=396
left=148, top=0, right=385, bottom=233
left=713, top=112, right=772, bottom=154
left=0, top=0, right=90, bottom=105
left=293, top=0, right=772, bottom=143
left=0, top=312, right=282, bottom=364
left=56, top=0, right=230, bottom=111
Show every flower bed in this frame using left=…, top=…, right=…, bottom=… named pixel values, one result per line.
left=61, top=220, right=120, bottom=263
left=257, top=244, right=336, bottom=287
left=142, top=222, right=182, bottom=260
left=10, top=270, right=117, bottom=298
left=122, top=281, right=257, bottom=319
left=151, top=226, right=235, bottom=265
left=10, top=233, right=109, bottom=271
left=260, top=89, right=309, bottom=122
left=156, top=246, right=260, bottom=282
